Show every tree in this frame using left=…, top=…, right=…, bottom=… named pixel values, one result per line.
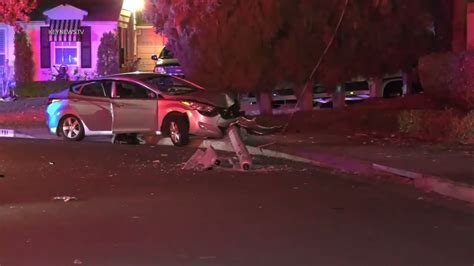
left=14, top=29, right=34, bottom=84
left=0, top=0, right=37, bottom=31
left=97, top=32, right=120, bottom=76
left=452, top=0, right=467, bottom=52
left=146, top=0, right=435, bottom=111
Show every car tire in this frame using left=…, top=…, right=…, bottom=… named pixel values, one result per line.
left=166, top=114, right=189, bottom=147
left=59, top=115, right=85, bottom=141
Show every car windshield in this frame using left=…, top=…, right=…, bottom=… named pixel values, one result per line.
left=159, top=48, right=174, bottom=59
left=142, top=76, right=197, bottom=95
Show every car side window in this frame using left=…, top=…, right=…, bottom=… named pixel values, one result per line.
left=81, top=82, right=106, bottom=97
left=102, top=81, right=113, bottom=97
left=115, top=81, right=156, bottom=99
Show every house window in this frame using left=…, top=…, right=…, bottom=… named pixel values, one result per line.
left=53, top=41, right=80, bottom=66
left=0, top=29, right=6, bottom=68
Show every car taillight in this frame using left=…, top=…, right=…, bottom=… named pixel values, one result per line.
left=47, top=98, right=61, bottom=105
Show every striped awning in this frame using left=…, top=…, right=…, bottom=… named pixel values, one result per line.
left=48, top=20, right=82, bottom=42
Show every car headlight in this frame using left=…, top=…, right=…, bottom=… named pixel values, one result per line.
left=155, top=66, right=166, bottom=74
left=181, top=101, right=218, bottom=116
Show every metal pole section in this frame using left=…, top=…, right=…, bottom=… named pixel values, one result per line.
left=227, top=125, right=252, bottom=170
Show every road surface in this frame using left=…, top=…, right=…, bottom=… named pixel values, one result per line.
left=0, top=139, right=473, bottom=266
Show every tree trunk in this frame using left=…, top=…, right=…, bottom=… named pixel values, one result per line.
left=402, top=71, right=414, bottom=96
left=369, top=78, right=383, bottom=98
left=332, top=85, right=346, bottom=109
left=452, top=0, right=467, bottom=53
left=295, top=81, right=314, bottom=112
left=257, top=91, right=273, bottom=115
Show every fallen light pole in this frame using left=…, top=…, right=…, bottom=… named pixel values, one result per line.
left=227, top=125, right=252, bottom=171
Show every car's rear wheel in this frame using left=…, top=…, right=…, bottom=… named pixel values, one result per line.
left=166, top=114, right=189, bottom=147
left=59, top=115, right=85, bottom=141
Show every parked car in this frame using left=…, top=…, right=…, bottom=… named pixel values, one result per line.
left=46, top=73, right=242, bottom=146
left=382, top=77, right=404, bottom=98
left=151, top=47, right=185, bottom=77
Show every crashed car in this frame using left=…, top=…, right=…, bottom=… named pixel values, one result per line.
left=45, top=73, right=243, bottom=146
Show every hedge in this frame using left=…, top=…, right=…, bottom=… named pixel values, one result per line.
left=14, top=81, right=72, bottom=97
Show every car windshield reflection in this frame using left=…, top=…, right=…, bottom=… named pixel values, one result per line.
left=142, top=76, right=197, bottom=95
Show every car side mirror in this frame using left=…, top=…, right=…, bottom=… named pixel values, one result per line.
left=151, top=54, right=158, bottom=61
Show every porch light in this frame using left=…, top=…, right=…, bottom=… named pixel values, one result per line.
left=123, top=0, right=145, bottom=12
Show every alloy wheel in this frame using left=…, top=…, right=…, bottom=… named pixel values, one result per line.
left=170, top=121, right=181, bottom=144
left=63, top=117, right=81, bottom=139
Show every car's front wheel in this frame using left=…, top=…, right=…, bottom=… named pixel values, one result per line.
left=59, top=115, right=85, bottom=141
left=166, top=114, right=189, bottom=147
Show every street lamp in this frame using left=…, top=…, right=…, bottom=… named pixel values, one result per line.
left=123, top=0, right=145, bottom=13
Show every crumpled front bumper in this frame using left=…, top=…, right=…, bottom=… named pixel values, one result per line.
left=189, top=112, right=281, bottom=139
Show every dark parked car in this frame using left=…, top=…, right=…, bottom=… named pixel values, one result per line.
left=151, top=47, right=185, bottom=77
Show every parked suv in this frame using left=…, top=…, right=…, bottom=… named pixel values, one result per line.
left=151, top=47, right=184, bottom=77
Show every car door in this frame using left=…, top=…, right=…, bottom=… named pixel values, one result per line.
left=111, top=80, right=158, bottom=134
left=70, top=81, right=113, bottom=132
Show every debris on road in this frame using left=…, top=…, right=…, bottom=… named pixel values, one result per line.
left=48, top=161, right=55, bottom=165
left=152, top=160, right=160, bottom=164
left=73, top=259, right=83, bottom=264
left=183, top=145, right=218, bottom=171
left=52, top=196, right=78, bottom=203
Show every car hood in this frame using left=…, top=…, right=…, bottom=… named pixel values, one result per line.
left=156, top=58, right=180, bottom=66
left=165, top=91, right=236, bottom=108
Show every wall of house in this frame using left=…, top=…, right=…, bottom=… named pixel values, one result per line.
left=0, top=23, right=17, bottom=80
left=136, top=26, right=166, bottom=72
left=82, top=21, right=118, bottom=76
left=22, top=21, right=118, bottom=81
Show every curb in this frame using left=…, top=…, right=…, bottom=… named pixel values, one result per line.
left=5, top=128, right=474, bottom=204
left=0, top=128, right=54, bottom=140
left=166, top=138, right=474, bottom=204
left=374, top=164, right=474, bottom=203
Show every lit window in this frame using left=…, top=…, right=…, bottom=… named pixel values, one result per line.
left=54, top=42, right=79, bottom=66
left=0, top=29, right=6, bottom=67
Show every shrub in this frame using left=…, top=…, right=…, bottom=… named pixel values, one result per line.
left=398, top=109, right=473, bottom=143
left=451, top=111, right=474, bottom=144
left=97, top=32, right=119, bottom=76
left=419, top=52, right=474, bottom=110
left=14, top=30, right=34, bottom=84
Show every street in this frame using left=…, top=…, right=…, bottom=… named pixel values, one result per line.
left=0, top=139, right=473, bottom=266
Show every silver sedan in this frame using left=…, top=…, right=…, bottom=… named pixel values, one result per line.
left=46, top=73, right=242, bottom=146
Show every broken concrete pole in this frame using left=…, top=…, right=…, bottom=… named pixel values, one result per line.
left=227, top=126, right=252, bottom=170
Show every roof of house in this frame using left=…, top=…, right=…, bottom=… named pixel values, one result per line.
left=30, top=0, right=123, bottom=21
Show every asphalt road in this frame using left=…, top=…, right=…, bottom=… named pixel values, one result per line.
left=0, top=139, right=473, bottom=266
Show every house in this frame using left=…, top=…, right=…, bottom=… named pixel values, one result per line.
left=0, top=0, right=165, bottom=85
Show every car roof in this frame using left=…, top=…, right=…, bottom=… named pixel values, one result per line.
left=70, top=72, right=206, bottom=91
